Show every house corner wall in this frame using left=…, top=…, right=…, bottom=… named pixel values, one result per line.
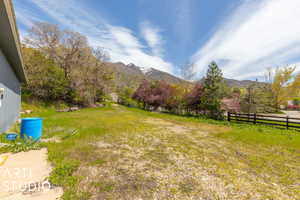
left=0, top=48, right=21, bottom=132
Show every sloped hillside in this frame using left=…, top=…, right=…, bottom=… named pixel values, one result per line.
left=107, top=62, right=190, bottom=89
left=224, top=78, right=264, bottom=88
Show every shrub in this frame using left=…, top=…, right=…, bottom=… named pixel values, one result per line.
left=183, top=84, right=204, bottom=114
left=133, top=80, right=177, bottom=111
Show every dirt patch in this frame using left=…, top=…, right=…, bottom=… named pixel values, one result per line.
left=144, top=118, right=195, bottom=134
left=144, top=118, right=176, bottom=126
left=144, top=118, right=221, bottom=138
left=41, top=137, right=61, bottom=143
left=0, top=149, right=63, bottom=200
left=94, top=141, right=114, bottom=148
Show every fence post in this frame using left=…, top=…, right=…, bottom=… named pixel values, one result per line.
left=254, top=113, right=256, bottom=124
left=286, top=116, right=289, bottom=129
left=228, top=112, right=231, bottom=122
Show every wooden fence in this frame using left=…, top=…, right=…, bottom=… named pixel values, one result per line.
left=228, top=112, right=300, bottom=130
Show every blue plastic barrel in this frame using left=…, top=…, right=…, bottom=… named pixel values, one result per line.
left=20, top=118, right=43, bottom=140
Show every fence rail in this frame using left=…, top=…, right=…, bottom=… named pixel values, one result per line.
left=228, top=112, right=300, bottom=130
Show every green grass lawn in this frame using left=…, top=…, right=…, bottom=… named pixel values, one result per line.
left=16, top=103, right=300, bottom=200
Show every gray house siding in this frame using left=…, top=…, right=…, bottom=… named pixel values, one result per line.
left=0, top=48, right=21, bottom=132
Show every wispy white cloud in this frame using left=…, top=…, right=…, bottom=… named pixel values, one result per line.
left=14, top=0, right=173, bottom=73
left=13, top=2, right=42, bottom=29
left=140, top=21, right=164, bottom=56
left=190, top=0, right=300, bottom=80
left=173, top=0, right=193, bottom=48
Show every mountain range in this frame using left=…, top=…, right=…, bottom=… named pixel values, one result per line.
left=107, top=62, right=262, bottom=89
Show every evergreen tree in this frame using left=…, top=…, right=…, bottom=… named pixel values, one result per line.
left=202, top=61, right=225, bottom=119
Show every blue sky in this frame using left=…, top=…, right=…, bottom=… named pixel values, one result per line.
left=13, top=0, right=300, bottom=80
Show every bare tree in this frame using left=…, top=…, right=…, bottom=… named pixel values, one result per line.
left=59, top=30, right=89, bottom=78
left=24, top=22, right=61, bottom=59
left=181, top=62, right=196, bottom=80
left=93, top=47, right=110, bottom=62
left=25, top=22, right=89, bottom=79
left=92, top=47, right=114, bottom=99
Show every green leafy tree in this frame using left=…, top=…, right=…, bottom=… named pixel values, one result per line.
left=271, top=66, right=295, bottom=111
left=22, top=47, right=69, bottom=102
left=118, top=87, right=138, bottom=107
left=201, top=61, right=225, bottom=119
left=263, top=66, right=300, bottom=111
